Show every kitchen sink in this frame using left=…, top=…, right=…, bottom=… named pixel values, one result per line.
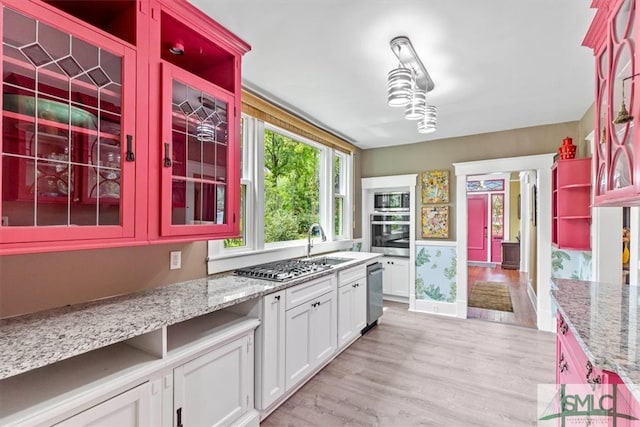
left=308, top=256, right=351, bottom=266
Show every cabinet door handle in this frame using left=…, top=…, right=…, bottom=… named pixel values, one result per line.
left=164, top=143, right=172, bottom=167
left=176, top=407, right=183, bottom=427
left=558, top=353, right=567, bottom=373
left=585, top=361, right=601, bottom=388
left=559, top=318, right=568, bottom=335
left=125, top=134, right=135, bottom=161
left=274, top=295, right=280, bottom=301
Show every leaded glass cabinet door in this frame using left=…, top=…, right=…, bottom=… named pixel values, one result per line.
left=595, top=41, right=609, bottom=199
left=0, top=2, right=136, bottom=248
left=160, top=64, right=239, bottom=237
left=608, top=0, right=634, bottom=191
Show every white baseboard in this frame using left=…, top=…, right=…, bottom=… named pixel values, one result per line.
left=382, top=294, right=409, bottom=304
left=467, top=261, right=498, bottom=268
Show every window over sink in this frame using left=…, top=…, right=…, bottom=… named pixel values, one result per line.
left=209, top=93, right=354, bottom=271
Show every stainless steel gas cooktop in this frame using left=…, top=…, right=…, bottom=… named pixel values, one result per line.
left=234, top=259, right=332, bottom=282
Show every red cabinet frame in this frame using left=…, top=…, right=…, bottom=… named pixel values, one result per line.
left=0, top=0, right=249, bottom=254
left=0, top=0, right=138, bottom=252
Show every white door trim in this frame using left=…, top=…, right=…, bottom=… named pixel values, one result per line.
left=454, top=153, right=555, bottom=331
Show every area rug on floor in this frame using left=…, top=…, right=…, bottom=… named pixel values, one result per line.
left=468, top=281, right=514, bottom=312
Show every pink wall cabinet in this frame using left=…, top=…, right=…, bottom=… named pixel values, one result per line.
left=0, top=0, right=249, bottom=254
left=551, top=158, right=592, bottom=250
left=585, top=0, right=640, bottom=206
left=0, top=0, right=139, bottom=254
left=147, top=0, right=247, bottom=240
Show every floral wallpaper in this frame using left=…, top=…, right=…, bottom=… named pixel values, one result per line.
left=415, top=244, right=457, bottom=302
left=551, top=249, right=592, bottom=280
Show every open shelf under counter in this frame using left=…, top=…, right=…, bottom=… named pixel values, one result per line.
left=166, top=309, right=260, bottom=361
left=0, top=333, right=161, bottom=427
left=0, top=309, right=261, bottom=426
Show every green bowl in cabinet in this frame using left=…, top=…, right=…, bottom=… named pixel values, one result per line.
left=3, top=94, right=97, bottom=129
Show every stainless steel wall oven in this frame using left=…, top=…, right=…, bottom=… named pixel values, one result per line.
left=373, top=191, right=410, bottom=211
left=370, top=212, right=410, bottom=257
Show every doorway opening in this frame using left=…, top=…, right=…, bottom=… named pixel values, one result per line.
left=454, top=153, right=555, bottom=332
left=465, top=171, right=536, bottom=328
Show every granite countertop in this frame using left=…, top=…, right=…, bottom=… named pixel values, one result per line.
left=0, top=251, right=382, bottom=380
left=551, top=278, right=640, bottom=400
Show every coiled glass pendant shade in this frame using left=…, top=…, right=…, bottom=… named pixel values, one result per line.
left=387, top=66, right=413, bottom=107
left=417, top=105, right=437, bottom=133
left=405, top=88, right=426, bottom=120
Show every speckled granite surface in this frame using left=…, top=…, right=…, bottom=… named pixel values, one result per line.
left=551, top=278, right=640, bottom=401
left=0, top=252, right=381, bottom=380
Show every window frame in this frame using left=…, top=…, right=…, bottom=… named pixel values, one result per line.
left=208, top=114, right=353, bottom=273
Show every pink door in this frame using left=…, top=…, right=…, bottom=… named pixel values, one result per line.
left=468, top=194, right=488, bottom=262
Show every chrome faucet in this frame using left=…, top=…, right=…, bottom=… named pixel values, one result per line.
left=307, top=223, right=326, bottom=258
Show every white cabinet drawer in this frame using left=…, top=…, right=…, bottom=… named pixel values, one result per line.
left=286, top=274, right=336, bottom=310
left=338, top=265, right=366, bottom=287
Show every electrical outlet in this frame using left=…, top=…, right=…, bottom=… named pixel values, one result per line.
left=170, top=251, right=182, bottom=270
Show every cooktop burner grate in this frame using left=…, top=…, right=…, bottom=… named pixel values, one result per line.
left=234, top=259, right=331, bottom=282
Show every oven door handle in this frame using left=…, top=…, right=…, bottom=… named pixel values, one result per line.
left=371, top=221, right=411, bottom=225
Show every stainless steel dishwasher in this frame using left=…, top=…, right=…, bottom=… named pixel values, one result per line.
left=362, top=262, right=383, bottom=334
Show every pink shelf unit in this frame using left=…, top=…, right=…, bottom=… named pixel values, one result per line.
left=552, top=158, right=592, bottom=251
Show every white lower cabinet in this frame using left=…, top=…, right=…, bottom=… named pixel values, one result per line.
left=381, top=256, right=409, bottom=297
left=55, top=383, right=151, bottom=427
left=337, top=266, right=367, bottom=349
left=285, top=279, right=337, bottom=392
left=172, top=335, right=251, bottom=427
left=255, top=290, right=286, bottom=410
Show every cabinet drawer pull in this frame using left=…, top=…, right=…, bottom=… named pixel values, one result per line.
left=125, top=134, right=135, bottom=161
left=558, top=353, right=567, bottom=373
left=274, top=295, right=280, bottom=301
left=164, top=143, right=172, bottom=167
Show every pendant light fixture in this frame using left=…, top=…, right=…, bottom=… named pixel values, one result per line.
left=387, top=36, right=437, bottom=133
left=405, top=86, right=426, bottom=120
left=418, top=105, right=437, bottom=134
left=387, top=63, right=413, bottom=107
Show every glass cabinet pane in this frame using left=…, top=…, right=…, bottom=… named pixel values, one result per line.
left=170, top=78, right=229, bottom=226
left=613, top=0, right=634, bottom=43
left=612, top=149, right=632, bottom=189
left=1, top=7, right=124, bottom=229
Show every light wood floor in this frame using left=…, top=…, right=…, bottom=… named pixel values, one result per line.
left=262, top=302, right=555, bottom=426
left=467, top=266, right=537, bottom=329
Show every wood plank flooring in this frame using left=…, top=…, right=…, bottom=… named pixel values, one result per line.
left=262, top=302, right=555, bottom=426
left=467, top=266, right=537, bottom=329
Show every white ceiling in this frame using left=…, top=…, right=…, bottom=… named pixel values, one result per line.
left=188, top=0, right=596, bottom=149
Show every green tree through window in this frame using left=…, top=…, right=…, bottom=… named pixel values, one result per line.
left=264, top=129, right=320, bottom=242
